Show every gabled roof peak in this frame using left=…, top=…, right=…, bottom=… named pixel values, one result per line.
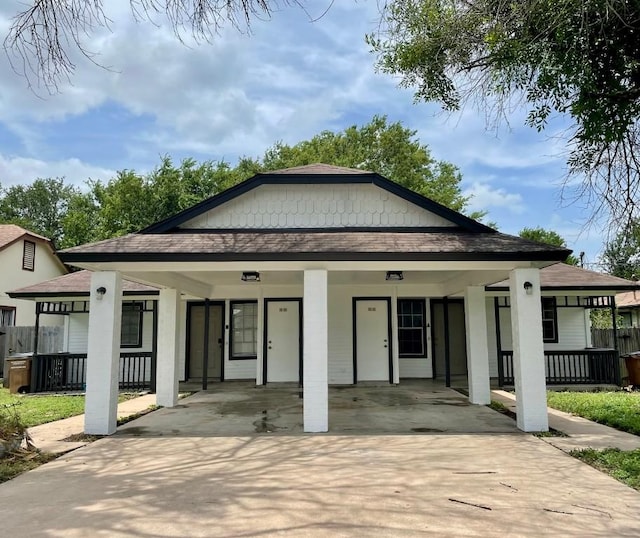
left=263, top=163, right=371, bottom=175
left=0, top=224, right=51, bottom=250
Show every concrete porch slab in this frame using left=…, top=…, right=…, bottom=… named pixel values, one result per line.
left=117, top=381, right=519, bottom=437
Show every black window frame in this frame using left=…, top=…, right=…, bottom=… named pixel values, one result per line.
left=619, top=311, right=633, bottom=328
left=397, top=298, right=428, bottom=358
left=22, top=240, right=35, bottom=271
left=230, top=300, right=258, bottom=360
left=0, top=306, right=16, bottom=326
left=541, top=297, right=559, bottom=343
left=120, top=301, right=144, bottom=348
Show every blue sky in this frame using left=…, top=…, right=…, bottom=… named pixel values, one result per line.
left=0, top=1, right=605, bottom=267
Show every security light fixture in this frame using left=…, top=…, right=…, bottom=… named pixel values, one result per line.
left=241, top=271, right=261, bottom=282
left=96, top=286, right=107, bottom=300
left=386, top=271, right=404, bottom=281
left=523, top=281, right=533, bottom=295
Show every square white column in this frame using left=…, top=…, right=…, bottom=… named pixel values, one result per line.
left=85, top=271, right=122, bottom=435
left=303, top=269, right=328, bottom=432
left=156, top=287, right=181, bottom=408
left=464, top=285, right=491, bottom=405
left=509, top=268, right=549, bottom=432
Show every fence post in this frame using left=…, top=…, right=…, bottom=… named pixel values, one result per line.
left=494, top=298, right=504, bottom=386
left=611, top=296, right=622, bottom=385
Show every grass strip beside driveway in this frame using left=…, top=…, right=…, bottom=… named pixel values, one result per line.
left=572, top=448, right=640, bottom=491
left=0, top=385, right=141, bottom=428
left=546, top=390, right=640, bottom=435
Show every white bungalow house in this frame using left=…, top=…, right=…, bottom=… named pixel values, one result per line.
left=10, top=262, right=634, bottom=392
left=14, top=164, right=638, bottom=435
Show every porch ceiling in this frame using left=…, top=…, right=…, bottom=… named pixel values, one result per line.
left=112, top=264, right=519, bottom=298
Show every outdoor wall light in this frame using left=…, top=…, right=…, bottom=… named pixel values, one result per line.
left=386, top=271, right=404, bottom=281
left=241, top=271, right=261, bottom=282
left=523, top=281, right=533, bottom=295
left=95, top=286, right=107, bottom=300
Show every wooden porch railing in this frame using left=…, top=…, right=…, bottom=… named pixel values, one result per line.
left=31, top=352, right=154, bottom=392
left=499, top=349, right=620, bottom=386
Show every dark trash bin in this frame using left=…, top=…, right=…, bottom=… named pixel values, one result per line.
left=622, top=352, right=640, bottom=386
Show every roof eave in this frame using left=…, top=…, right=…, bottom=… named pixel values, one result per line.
left=8, top=290, right=159, bottom=299
left=59, top=250, right=570, bottom=264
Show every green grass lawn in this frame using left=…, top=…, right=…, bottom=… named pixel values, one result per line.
left=0, top=384, right=141, bottom=428
left=546, top=390, right=640, bottom=435
left=546, top=390, right=640, bottom=491
left=572, top=448, right=640, bottom=491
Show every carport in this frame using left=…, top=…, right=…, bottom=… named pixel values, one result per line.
left=116, top=381, right=518, bottom=437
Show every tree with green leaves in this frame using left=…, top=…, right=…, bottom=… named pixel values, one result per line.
left=601, top=225, right=640, bottom=280
left=519, top=227, right=578, bottom=265
left=260, top=115, right=477, bottom=216
left=368, top=0, right=640, bottom=232
left=0, top=178, right=79, bottom=245
left=0, top=117, right=481, bottom=246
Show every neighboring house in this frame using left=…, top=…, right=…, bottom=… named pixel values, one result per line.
left=615, top=290, right=640, bottom=327
left=0, top=225, right=67, bottom=326
left=19, top=163, right=640, bottom=435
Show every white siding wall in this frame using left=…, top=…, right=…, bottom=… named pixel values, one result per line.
left=67, top=306, right=154, bottom=354
left=487, top=296, right=591, bottom=377
left=209, top=284, right=435, bottom=383
left=182, top=184, right=456, bottom=229
left=0, top=239, right=67, bottom=326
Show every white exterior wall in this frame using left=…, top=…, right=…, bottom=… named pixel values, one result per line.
left=495, top=300, right=588, bottom=351
left=67, top=306, right=154, bottom=354
left=486, top=295, right=591, bottom=379
left=196, top=284, right=435, bottom=383
left=0, top=239, right=66, bottom=326
left=182, top=184, right=456, bottom=229
left=62, top=284, right=440, bottom=385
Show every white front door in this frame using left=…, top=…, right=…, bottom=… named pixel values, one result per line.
left=266, top=300, right=301, bottom=383
left=355, top=299, right=391, bottom=382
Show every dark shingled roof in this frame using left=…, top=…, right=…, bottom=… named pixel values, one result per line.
left=59, top=230, right=570, bottom=263
left=487, top=263, right=639, bottom=291
left=8, top=270, right=159, bottom=298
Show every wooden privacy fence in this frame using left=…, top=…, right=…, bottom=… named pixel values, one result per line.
left=591, top=328, right=640, bottom=355
left=591, top=328, right=640, bottom=383
left=1, top=326, right=64, bottom=376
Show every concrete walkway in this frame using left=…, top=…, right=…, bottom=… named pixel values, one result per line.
left=492, top=390, right=640, bottom=452
left=27, top=393, right=157, bottom=454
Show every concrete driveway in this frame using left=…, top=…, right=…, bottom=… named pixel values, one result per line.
left=1, top=384, right=639, bottom=537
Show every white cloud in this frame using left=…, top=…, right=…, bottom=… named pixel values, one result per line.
left=0, top=2, right=394, bottom=160
left=464, top=182, right=525, bottom=214
left=0, top=154, right=114, bottom=188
